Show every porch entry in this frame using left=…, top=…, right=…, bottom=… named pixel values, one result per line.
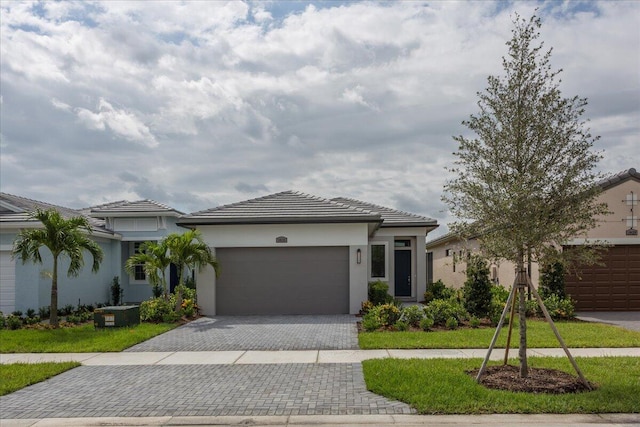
left=394, top=239, right=412, bottom=297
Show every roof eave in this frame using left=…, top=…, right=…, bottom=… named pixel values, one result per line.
left=177, top=216, right=382, bottom=226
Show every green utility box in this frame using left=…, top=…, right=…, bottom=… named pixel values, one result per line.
left=94, top=305, right=140, bottom=328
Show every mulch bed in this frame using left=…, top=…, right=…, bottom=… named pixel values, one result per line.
left=468, top=364, right=595, bottom=394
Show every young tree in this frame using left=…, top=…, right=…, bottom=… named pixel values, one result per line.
left=12, top=209, right=104, bottom=328
left=125, top=240, right=172, bottom=297
left=165, top=230, right=219, bottom=311
left=443, top=13, right=608, bottom=378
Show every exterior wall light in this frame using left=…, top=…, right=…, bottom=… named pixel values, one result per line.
left=356, top=248, right=362, bottom=264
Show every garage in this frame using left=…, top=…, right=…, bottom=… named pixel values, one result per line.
left=0, top=251, right=16, bottom=314
left=215, top=246, right=350, bottom=315
left=565, top=245, right=640, bottom=311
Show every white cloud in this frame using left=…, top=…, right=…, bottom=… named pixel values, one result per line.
left=0, top=0, right=638, bottom=235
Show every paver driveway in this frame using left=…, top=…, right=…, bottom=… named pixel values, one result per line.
left=2, top=315, right=417, bottom=418
left=126, top=315, right=359, bottom=351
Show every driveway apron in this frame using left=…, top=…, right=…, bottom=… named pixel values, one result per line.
left=2, top=315, right=416, bottom=418
left=126, top=315, right=360, bottom=351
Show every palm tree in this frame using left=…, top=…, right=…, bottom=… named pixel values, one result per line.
left=165, top=230, right=219, bottom=311
left=125, top=240, right=171, bottom=297
left=12, top=208, right=104, bottom=328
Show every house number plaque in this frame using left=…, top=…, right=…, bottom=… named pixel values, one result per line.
left=276, top=236, right=288, bottom=243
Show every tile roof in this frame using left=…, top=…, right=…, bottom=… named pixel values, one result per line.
left=180, top=191, right=382, bottom=225
left=332, top=197, right=438, bottom=228
left=87, top=199, right=184, bottom=216
left=0, top=192, right=114, bottom=235
left=598, top=168, right=639, bottom=190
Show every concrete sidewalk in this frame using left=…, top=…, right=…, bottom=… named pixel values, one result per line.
left=2, top=347, right=640, bottom=365
left=2, top=413, right=640, bottom=426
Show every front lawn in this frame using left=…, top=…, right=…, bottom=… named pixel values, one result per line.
left=0, top=362, right=81, bottom=396
left=0, top=322, right=176, bottom=353
left=363, top=357, right=640, bottom=414
left=359, top=319, right=640, bottom=349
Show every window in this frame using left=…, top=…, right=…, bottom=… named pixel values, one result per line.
left=395, top=240, right=411, bottom=248
left=370, top=243, right=387, bottom=279
left=445, top=249, right=453, bottom=257
left=131, top=242, right=146, bottom=282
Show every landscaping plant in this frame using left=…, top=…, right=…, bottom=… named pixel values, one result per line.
left=442, top=12, right=608, bottom=379
left=463, top=254, right=493, bottom=318
left=12, top=208, right=103, bottom=328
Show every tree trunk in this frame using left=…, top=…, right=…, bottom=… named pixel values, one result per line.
left=51, top=255, right=59, bottom=328
left=518, top=274, right=528, bottom=378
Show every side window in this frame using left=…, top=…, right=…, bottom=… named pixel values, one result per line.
left=132, top=242, right=146, bottom=282
left=370, top=243, right=386, bottom=279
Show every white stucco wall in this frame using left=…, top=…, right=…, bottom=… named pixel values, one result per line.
left=195, top=222, right=371, bottom=315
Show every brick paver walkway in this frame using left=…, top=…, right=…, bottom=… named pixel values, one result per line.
left=126, top=315, right=359, bottom=351
left=1, top=364, right=413, bottom=418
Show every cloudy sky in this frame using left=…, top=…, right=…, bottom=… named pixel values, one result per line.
left=1, top=1, right=638, bottom=238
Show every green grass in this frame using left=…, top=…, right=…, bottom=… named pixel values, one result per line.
left=0, top=362, right=81, bottom=396
left=363, top=357, right=640, bottom=414
left=359, top=320, right=640, bottom=349
left=0, top=323, right=176, bottom=353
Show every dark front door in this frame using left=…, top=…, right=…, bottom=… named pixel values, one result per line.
left=394, top=250, right=412, bottom=297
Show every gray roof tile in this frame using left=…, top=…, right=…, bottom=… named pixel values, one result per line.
left=88, top=199, right=184, bottom=216
left=332, top=197, right=438, bottom=228
left=598, top=167, right=639, bottom=190
left=180, top=191, right=382, bottom=225
left=0, top=192, right=113, bottom=235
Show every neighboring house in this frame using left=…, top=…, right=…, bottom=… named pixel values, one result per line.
left=426, top=167, right=640, bottom=311
left=0, top=193, right=120, bottom=314
left=1, top=190, right=438, bottom=316
left=178, top=191, right=438, bottom=316
left=84, top=200, right=185, bottom=301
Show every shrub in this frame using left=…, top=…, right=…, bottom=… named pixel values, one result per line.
left=7, top=315, right=23, bottom=330
left=539, top=260, right=566, bottom=299
left=59, top=304, right=74, bottom=316
left=424, top=280, right=455, bottom=303
left=11, top=310, right=23, bottom=318
left=152, top=283, right=163, bottom=298
left=24, top=315, right=41, bottom=325
left=26, top=308, right=36, bottom=318
left=362, top=313, right=382, bottom=332
left=368, top=281, right=393, bottom=306
left=0, top=312, right=5, bottom=329
left=360, top=300, right=374, bottom=315
left=377, top=303, right=401, bottom=326
left=470, top=316, right=481, bottom=328
left=111, top=276, right=122, bottom=306
left=419, top=316, right=434, bottom=331
left=394, top=320, right=409, bottom=331
left=491, top=284, right=510, bottom=305
left=38, top=306, right=50, bottom=319
left=446, top=316, right=459, bottom=330
left=140, top=296, right=175, bottom=322
left=400, top=305, right=424, bottom=327
left=463, top=255, right=493, bottom=318
left=162, top=311, right=181, bottom=323
left=424, top=299, right=468, bottom=326
left=541, top=294, right=576, bottom=320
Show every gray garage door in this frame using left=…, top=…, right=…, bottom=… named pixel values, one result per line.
left=216, top=247, right=349, bottom=315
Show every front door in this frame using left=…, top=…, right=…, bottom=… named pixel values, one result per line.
left=394, top=250, right=412, bottom=297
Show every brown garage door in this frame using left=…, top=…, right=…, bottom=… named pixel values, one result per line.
left=565, top=245, right=640, bottom=311
left=216, top=247, right=350, bottom=315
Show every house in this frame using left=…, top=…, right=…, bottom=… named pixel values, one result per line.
left=178, top=191, right=438, bottom=315
left=0, top=193, right=121, bottom=314
left=84, top=200, right=185, bottom=300
left=425, top=168, right=640, bottom=311
left=0, top=194, right=184, bottom=313
left=0, top=190, right=439, bottom=316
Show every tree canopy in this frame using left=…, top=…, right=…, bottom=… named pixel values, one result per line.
left=443, top=13, right=608, bottom=268
left=13, top=208, right=103, bottom=327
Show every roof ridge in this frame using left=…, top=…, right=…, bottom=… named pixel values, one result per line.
left=334, top=196, right=428, bottom=220
left=1, top=192, right=80, bottom=214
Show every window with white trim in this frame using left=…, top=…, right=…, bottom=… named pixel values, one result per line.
left=370, top=243, right=388, bottom=280
left=131, top=242, right=147, bottom=283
